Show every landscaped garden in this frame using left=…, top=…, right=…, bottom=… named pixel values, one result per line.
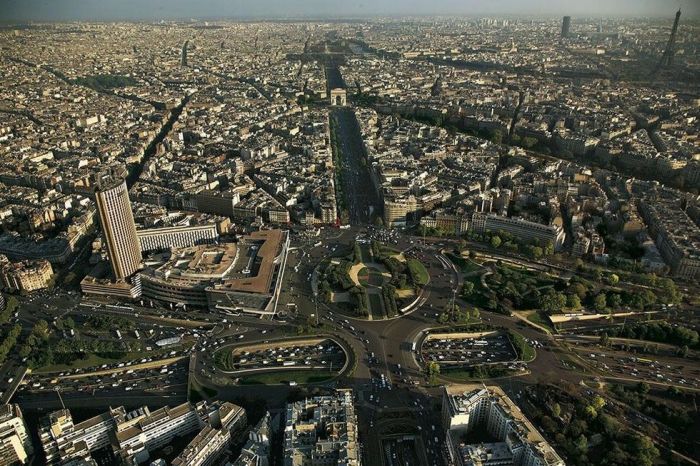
left=317, top=239, right=430, bottom=320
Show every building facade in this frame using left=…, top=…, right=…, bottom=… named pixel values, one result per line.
left=284, top=389, right=361, bottom=466
left=0, top=404, right=33, bottom=466
left=95, top=178, right=142, bottom=280
left=471, top=213, right=566, bottom=251
left=0, top=255, right=54, bottom=293
left=136, top=223, right=219, bottom=253
left=442, top=385, right=565, bottom=466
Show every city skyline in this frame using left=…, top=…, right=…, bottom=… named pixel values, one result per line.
left=2, top=0, right=700, bottom=22
left=0, top=5, right=697, bottom=466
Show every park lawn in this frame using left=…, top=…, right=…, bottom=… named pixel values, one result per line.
left=36, top=354, right=115, bottom=373
left=34, top=344, right=190, bottom=373
left=448, top=253, right=483, bottom=274
left=357, top=267, right=369, bottom=286
left=367, top=292, right=385, bottom=320
left=359, top=244, right=373, bottom=263
left=441, top=365, right=514, bottom=382
left=525, top=311, right=555, bottom=334
left=214, top=347, right=236, bottom=371
left=407, top=259, right=429, bottom=286
left=380, top=245, right=402, bottom=256
left=239, top=369, right=335, bottom=385
left=520, top=343, right=536, bottom=362
left=189, top=379, right=219, bottom=402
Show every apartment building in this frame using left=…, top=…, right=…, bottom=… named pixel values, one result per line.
left=39, top=408, right=122, bottom=464
left=471, top=213, right=566, bottom=251
left=638, top=195, right=700, bottom=280
left=115, top=403, right=201, bottom=463
left=0, top=255, right=54, bottom=293
left=136, top=223, right=219, bottom=253
left=442, top=385, right=564, bottom=466
left=232, top=412, right=272, bottom=466
left=171, top=402, right=247, bottom=466
left=0, top=404, right=33, bottom=466
left=284, top=389, right=361, bottom=466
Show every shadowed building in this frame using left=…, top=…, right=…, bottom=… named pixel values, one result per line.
left=657, top=9, right=681, bottom=69
left=561, top=16, right=571, bottom=37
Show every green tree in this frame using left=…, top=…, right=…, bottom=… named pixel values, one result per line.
left=490, top=129, right=503, bottom=144
left=552, top=402, right=561, bottom=417
left=574, top=434, right=589, bottom=453
left=593, top=268, right=603, bottom=282
left=461, top=282, right=474, bottom=297
left=490, top=235, right=502, bottom=248
left=530, top=246, right=543, bottom=259
left=539, top=290, right=567, bottom=313
left=608, top=293, right=622, bottom=309
left=629, top=434, right=659, bottom=466
left=570, top=282, right=588, bottom=299
left=594, top=293, right=607, bottom=312
left=521, top=136, right=538, bottom=148
left=637, top=382, right=650, bottom=394
left=567, top=294, right=582, bottom=310
left=544, top=242, right=555, bottom=256
left=592, top=395, right=606, bottom=410
left=585, top=405, right=598, bottom=419
left=607, top=273, right=620, bottom=285
left=598, top=413, right=620, bottom=435
left=32, top=320, right=50, bottom=340
left=427, top=361, right=441, bottom=384
left=64, top=317, right=75, bottom=329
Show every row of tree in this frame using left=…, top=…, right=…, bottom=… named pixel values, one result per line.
left=529, top=383, right=660, bottom=466
left=603, top=321, right=699, bottom=348
left=0, top=324, right=22, bottom=367
left=0, top=296, right=18, bottom=325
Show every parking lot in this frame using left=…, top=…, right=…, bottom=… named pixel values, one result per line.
left=421, top=332, right=518, bottom=368
left=214, top=338, right=347, bottom=374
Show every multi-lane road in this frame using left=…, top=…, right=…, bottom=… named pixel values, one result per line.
left=8, top=224, right=698, bottom=466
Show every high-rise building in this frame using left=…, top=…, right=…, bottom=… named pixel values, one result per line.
left=95, top=178, right=142, bottom=280
left=443, top=385, right=565, bottom=466
left=0, top=404, right=34, bottom=465
left=657, top=9, right=681, bottom=69
left=561, top=16, right=571, bottom=37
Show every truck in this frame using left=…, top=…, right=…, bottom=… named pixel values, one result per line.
left=411, top=342, right=417, bottom=351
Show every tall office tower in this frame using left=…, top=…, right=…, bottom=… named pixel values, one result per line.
left=658, top=9, right=681, bottom=69
left=561, top=16, right=571, bottom=37
left=95, top=178, right=142, bottom=280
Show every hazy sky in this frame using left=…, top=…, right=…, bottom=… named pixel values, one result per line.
left=1, top=0, right=698, bottom=22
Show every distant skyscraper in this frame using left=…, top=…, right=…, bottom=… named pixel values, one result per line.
left=95, top=178, right=142, bottom=280
left=658, top=9, right=681, bottom=69
left=561, top=16, right=571, bottom=37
